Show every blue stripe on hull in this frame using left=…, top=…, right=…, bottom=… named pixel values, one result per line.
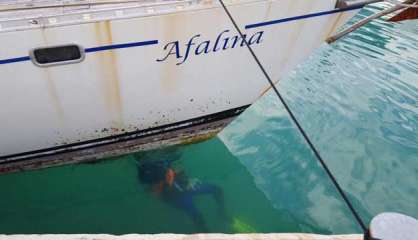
left=0, top=5, right=363, bottom=65
left=0, top=40, right=158, bottom=65
left=0, top=56, right=30, bottom=64
left=245, top=5, right=364, bottom=29
left=84, top=40, right=158, bottom=53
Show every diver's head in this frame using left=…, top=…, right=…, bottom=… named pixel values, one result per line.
left=137, top=161, right=167, bottom=184
left=134, top=148, right=181, bottom=184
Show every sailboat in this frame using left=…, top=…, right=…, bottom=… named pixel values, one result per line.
left=0, top=0, right=367, bottom=172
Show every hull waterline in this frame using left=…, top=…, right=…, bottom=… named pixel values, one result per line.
left=0, top=0, right=360, bottom=173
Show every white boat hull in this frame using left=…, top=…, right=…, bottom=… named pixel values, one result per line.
left=0, top=0, right=359, bottom=172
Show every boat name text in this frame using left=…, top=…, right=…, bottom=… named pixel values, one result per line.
left=156, top=30, right=264, bottom=65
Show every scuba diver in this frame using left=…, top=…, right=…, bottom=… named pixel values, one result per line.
left=135, top=152, right=227, bottom=232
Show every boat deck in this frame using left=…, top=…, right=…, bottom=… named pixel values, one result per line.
left=0, top=0, right=203, bottom=32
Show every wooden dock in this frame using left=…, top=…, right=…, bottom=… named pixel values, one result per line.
left=0, top=233, right=362, bottom=240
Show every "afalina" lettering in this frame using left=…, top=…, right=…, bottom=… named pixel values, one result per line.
left=156, top=30, right=264, bottom=65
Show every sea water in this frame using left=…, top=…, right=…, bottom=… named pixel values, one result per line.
left=0, top=5, right=416, bottom=234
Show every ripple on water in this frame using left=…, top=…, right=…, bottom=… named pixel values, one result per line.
left=0, top=4, right=416, bottom=235
left=221, top=3, right=418, bottom=234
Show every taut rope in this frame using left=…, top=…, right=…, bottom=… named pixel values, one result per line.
left=217, top=0, right=370, bottom=236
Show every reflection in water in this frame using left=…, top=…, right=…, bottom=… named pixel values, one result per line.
left=220, top=102, right=361, bottom=234
left=221, top=3, right=418, bottom=234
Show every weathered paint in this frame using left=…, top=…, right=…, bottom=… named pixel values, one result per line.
left=326, top=13, right=344, bottom=38
left=0, top=116, right=235, bottom=174
left=160, top=10, right=184, bottom=94
left=0, top=0, right=360, bottom=170
left=179, top=130, right=219, bottom=145
left=94, top=21, right=125, bottom=130
left=44, top=68, right=66, bottom=125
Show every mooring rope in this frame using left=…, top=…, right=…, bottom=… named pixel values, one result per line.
left=217, top=0, right=369, bottom=234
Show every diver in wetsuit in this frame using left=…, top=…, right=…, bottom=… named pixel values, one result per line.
left=136, top=157, right=226, bottom=232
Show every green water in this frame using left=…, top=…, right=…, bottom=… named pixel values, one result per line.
left=0, top=5, right=417, bottom=234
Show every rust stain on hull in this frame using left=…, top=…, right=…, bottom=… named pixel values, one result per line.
left=0, top=117, right=235, bottom=175
left=325, top=12, right=343, bottom=39
left=275, top=0, right=317, bottom=78
left=160, top=11, right=185, bottom=94
left=94, top=21, right=124, bottom=129
left=44, top=69, right=66, bottom=124
left=257, top=75, right=284, bottom=99
left=39, top=28, right=65, bottom=124
left=179, top=131, right=219, bottom=145
left=264, top=0, right=273, bottom=21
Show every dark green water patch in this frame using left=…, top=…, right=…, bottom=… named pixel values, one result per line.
left=0, top=139, right=310, bottom=234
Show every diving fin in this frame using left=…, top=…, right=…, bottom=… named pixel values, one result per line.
left=231, top=217, right=257, bottom=233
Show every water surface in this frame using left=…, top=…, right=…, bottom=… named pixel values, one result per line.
left=0, top=5, right=417, bottom=234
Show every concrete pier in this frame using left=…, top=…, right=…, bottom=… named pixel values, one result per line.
left=0, top=233, right=362, bottom=240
